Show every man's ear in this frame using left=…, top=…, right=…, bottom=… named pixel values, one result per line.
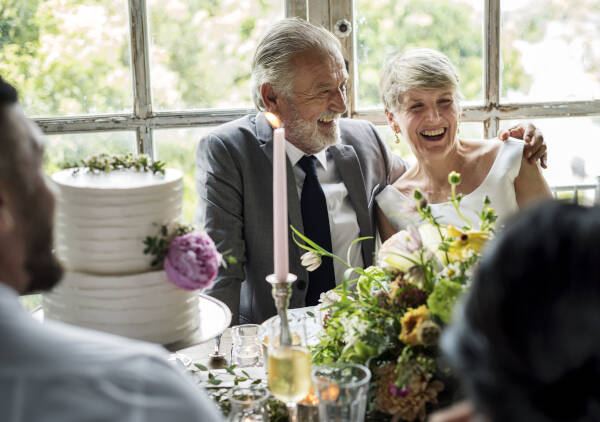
left=260, top=83, right=280, bottom=114
left=0, top=184, right=15, bottom=234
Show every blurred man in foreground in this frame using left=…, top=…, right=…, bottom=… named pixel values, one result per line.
left=0, top=76, right=223, bottom=422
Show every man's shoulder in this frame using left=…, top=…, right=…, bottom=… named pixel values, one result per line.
left=339, top=117, right=375, bottom=132
left=42, top=320, right=168, bottom=364
left=203, top=114, right=258, bottom=143
left=339, top=118, right=379, bottom=145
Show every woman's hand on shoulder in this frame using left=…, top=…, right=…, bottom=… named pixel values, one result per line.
left=497, top=122, right=548, bottom=169
left=514, top=154, right=552, bottom=208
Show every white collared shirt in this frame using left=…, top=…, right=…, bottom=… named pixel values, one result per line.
left=0, top=282, right=223, bottom=422
left=286, top=141, right=364, bottom=284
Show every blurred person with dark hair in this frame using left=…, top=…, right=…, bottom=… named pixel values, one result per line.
left=431, top=200, right=600, bottom=422
left=0, top=76, right=223, bottom=422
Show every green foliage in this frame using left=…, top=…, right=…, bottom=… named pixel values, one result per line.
left=426, top=278, right=463, bottom=324
left=355, top=0, right=534, bottom=107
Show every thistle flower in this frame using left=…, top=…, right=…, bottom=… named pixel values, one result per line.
left=164, top=231, right=222, bottom=291
left=301, top=251, right=322, bottom=272
left=448, top=171, right=461, bottom=185
left=417, top=320, right=442, bottom=346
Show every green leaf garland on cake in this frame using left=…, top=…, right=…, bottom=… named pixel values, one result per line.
left=61, top=152, right=166, bottom=174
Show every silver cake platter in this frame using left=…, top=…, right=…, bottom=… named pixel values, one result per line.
left=32, top=293, right=231, bottom=352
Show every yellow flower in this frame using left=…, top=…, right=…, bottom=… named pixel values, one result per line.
left=399, top=305, right=430, bottom=345
left=446, top=224, right=490, bottom=260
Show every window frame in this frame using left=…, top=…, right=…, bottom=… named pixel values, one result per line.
left=32, top=0, right=600, bottom=155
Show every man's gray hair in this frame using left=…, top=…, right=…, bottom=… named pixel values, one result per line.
left=251, top=18, right=342, bottom=110
left=379, top=48, right=463, bottom=112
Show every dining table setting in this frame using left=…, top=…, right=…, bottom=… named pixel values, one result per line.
left=170, top=306, right=371, bottom=422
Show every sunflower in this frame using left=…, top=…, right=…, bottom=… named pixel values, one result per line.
left=399, top=305, right=430, bottom=345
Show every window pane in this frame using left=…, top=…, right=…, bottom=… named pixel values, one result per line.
left=501, top=117, right=600, bottom=195
left=0, top=0, right=133, bottom=117
left=501, top=0, right=600, bottom=102
left=355, top=0, right=484, bottom=109
left=154, top=127, right=214, bottom=222
left=44, top=131, right=136, bottom=174
left=148, top=0, right=284, bottom=111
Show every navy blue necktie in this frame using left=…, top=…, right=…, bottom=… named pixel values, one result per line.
left=298, top=155, right=335, bottom=305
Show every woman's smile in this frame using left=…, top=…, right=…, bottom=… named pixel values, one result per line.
left=419, top=127, right=447, bottom=142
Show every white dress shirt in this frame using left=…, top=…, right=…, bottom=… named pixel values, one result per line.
left=286, top=141, right=364, bottom=284
left=0, top=282, right=223, bottom=422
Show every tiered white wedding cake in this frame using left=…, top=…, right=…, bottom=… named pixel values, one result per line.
left=43, top=166, right=200, bottom=344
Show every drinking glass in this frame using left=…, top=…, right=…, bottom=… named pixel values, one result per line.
left=311, top=362, right=371, bottom=422
left=227, top=386, right=269, bottom=422
left=266, top=313, right=312, bottom=422
left=231, top=324, right=262, bottom=367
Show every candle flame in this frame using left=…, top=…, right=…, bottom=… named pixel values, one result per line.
left=265, top=112, right=281, bottom=129
left=299, top=388, right=319, bottom=406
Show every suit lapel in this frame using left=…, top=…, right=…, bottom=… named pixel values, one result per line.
left=329, top=144, right=375, bottom=266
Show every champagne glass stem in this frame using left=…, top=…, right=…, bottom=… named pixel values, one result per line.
left=286, top=402, right=298, bottom=422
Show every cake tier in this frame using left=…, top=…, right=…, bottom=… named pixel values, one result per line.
left=42, top=270, right=199, bottom=345
left=51, top=168, right=183, bottom=275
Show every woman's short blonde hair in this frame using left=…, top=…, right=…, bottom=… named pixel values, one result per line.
left=379, top=48, right=463, bottom=112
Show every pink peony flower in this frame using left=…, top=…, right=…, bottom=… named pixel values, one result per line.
left=164, top=231, right=222, bottom=291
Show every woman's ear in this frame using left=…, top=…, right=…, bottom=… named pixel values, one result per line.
left=385, top=110, right=400, bottom=133
left=260, top=83, right=279, bottom=114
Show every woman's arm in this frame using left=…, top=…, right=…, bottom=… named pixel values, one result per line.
left=514, top=157, right=552, bottom=208
left=376, top=204, right=398, bottom=242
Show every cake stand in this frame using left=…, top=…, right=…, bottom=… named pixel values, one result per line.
left=32, top=293, right=231, bottom=351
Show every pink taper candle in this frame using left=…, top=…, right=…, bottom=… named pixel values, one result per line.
left=266, top=113, right=289, bottom=282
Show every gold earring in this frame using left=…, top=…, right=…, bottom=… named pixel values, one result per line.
left=394, top=131, right=401, bottom=144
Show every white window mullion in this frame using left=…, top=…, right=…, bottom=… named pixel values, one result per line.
left=327, top=0, right=355, bottom=118
left=484, top=0, right=501, bottom=138
left=128, top=0, right=154, bottom=157
left=286, top=0, right=307, bottom=19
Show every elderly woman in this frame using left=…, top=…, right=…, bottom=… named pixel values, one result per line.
left=376, top=48, right=551, bottom=239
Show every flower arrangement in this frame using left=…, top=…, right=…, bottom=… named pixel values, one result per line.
left=293, top=171, right=497, bottom=422
left=144, top=222, right=235, bottom=291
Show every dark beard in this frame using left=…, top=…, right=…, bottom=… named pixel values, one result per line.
left=24, top=248, right=63, bottom=294
left=21, top=202, right=64, bottom=294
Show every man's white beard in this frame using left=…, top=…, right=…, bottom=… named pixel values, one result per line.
left=285, top=105, right=341, bottom=154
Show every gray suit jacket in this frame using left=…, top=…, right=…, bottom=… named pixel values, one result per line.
left=195, top=113, right=406, bottom=324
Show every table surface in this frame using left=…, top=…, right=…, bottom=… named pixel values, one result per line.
left=174, top=306, right=319, bottom=366
left=176, top=327, right=234, bottom=365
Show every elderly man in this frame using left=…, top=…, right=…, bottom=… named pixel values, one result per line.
left=0, top=77, right=223, bottom=422
left=195, top=18, right=547, bottom=324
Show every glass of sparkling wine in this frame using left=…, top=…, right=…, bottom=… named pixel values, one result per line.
left=266, top=314, right=312, bottom=422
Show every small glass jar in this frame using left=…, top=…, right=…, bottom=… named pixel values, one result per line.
left=227, top=386, right=269, bottom=422
left=231, top=324, right=262, bottom=367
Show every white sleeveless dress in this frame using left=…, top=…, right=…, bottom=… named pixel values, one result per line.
left=376, top=138, right=524, bottom=230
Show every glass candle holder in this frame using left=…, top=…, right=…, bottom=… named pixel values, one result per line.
left=231, top=324, right=263, bottom=367
left=227, top=386, right=269, bottom=422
